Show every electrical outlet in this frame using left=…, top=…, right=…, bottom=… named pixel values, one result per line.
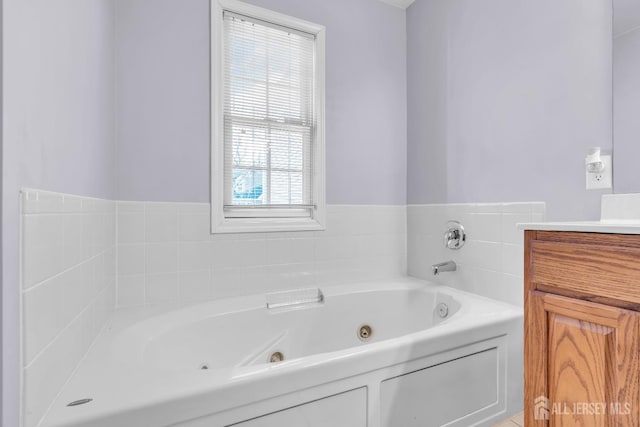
left=586, top=155, right=612, bottom=190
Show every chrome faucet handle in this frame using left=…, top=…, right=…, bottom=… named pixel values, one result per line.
left=444, top=221, right=466, bottom=250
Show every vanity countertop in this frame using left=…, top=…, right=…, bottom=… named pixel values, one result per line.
left=519, top=221, right=640, bottom=235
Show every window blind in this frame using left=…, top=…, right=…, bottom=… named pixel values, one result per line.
left=223, top=11, right=316, bottom=218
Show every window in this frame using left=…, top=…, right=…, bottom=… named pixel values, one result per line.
left=211, top=0, right=326, bottom=233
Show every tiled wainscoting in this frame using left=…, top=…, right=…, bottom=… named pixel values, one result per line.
left=21, top=189, right=541, bottom=426
left=115, top=203, right=407, bottom=307
left=20, top=190, right=116, bottom=427
left=408, top=202, right=545, bottom=306
left=20, top=190, right=405, bottom=426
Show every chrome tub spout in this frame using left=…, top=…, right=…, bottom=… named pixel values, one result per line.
left=432, top=260, right=456, bottom=275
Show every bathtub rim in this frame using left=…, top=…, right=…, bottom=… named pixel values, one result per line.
left=110, top=277, right=468, bottom=370
left=40, top=276, right=523, bottom=427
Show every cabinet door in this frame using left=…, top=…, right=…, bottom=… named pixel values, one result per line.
left=525, top=291, right=639, bottom=427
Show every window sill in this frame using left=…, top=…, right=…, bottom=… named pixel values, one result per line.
left=211, top=216, right=326, bottom=234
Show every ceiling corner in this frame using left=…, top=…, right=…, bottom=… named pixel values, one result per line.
left=378, top=0, right=415, bottom=10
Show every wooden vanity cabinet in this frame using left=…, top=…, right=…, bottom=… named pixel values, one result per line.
left=524, top=230, right=640, bottom=427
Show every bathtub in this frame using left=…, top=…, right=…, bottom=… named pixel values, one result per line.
left=41, top=278, right=523, bottom=427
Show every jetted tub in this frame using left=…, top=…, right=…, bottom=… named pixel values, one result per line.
left=41, top=278, right=523, bottom=427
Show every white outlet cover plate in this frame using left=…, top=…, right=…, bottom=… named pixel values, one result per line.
left=586, top=155, right=612, bottom=190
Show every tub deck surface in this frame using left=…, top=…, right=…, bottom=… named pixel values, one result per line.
left=41, top=277, right=524, bottom=427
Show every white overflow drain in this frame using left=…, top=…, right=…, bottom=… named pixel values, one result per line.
left=436, top=303, right=449, bottom=318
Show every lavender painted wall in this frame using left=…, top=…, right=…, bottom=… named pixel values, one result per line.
left=115, top=0, right=407, bottom=205
left=0, top=0, right=4, bottom=422
left=114, top=0, right=210, bottom=203
left=2, top=1, right=115, bottom=424
left=407, top=0, right=612, bottom=221
left=613, top=28, right=640, bottom=194
left=0, top=0, right=616, bottom=423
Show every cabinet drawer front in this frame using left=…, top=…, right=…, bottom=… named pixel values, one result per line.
left=530, top=240, right=640, bottom=305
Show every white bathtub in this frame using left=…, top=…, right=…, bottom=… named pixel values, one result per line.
left=42, top=278, right=523, bottom=427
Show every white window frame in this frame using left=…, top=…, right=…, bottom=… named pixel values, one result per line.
left=211, top=0, right=326, bottom=234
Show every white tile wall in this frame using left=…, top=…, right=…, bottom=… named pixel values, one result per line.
left=21, top=189, right=116, bottom=427
left=407, top=202, right=545, bottom=306
left=115, top=203, right=407, bottom=307
left=23, top=192, right=538, bottom=427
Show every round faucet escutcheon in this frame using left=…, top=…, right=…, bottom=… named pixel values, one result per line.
left=444, top=221, right=466, bottom=250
